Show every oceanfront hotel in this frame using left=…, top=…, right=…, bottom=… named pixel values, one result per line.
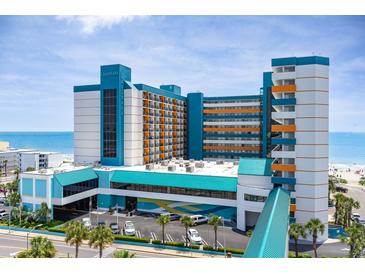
left=19, top=56, right=329, bottom=247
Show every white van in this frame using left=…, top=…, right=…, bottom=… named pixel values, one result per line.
left=190, top=215, right=208, bottom=226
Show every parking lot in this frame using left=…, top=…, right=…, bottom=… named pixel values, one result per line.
left=75, top=210, right=250, bottom=249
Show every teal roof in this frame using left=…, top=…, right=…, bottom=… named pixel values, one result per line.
left=238, top=158, right=272, bottom=176
left=111, top=170, right=237, bottom=192
left=243, top=187, right=290, bottom=258
left=53, top=168, right=98, bottom=187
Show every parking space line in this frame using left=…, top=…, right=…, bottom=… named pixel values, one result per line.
left=136, top=230, right=143, bottom=238
left=182, top=235, right=187, bottom=243
left=201, top=239, right=208, bottom=245
left=150, top=232, right=157, bottom=240
left=217, top=241, right=224, bottom=248
left=165, top=233, right=174, bottom=242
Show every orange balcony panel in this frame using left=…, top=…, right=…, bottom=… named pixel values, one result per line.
left=203, top=145, right=261, bottom=151
left=172, top=99, right=177, bottom=104
left=272, top=84, right=296, bottom=93
left=172, top=125, right=177, bottom=130
left=173, top=152, right=177, bottom=157
left=172, top=106, right=177, bottom=111
left=159, top=133, right=165, bottom=139
left=160, top=139, right=165, bottom=145
left=160, top=146, right=165, bottom=151
left=172, top=118, right=177, bottom=124
left=271, top=124, right=296, bottom=132
left=160, top=154, right=165, bottom=159
left=159, top=110, right=165, bottom=115
left=144, top=132, right=149, bottom=138
left=144, top=156, right=149, bottom=162
left=159, top=125, right=165, bottom=130
left=143, top=124, right=149, bottom=130
left=203, top=108, right=261, bottom=114
left=172, top=132, right=177, bottom=137
left=160, top=117, right=165, bottom=123
left=203, top=127, right=260, bottom=132
left=144, top=148, right=149, bottom=154
left=144, top=140, right=149, bottom=146
left=173, top=145, right=177, bottom=150
left=272, top=164, right=296, bottom=172
left=290, top=204, right=297, bottom=212
left=159, top=102, right=165, bottom=108
left=173, top=138, right=177, bottom=144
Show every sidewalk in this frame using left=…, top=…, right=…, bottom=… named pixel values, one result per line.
left=0, top=228, right=224, bottom=258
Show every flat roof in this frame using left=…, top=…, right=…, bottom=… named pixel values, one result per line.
left=238, top=158, right=272, bottom=176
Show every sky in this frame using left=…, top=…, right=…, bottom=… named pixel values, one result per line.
left=0, top=16, right=364, bottom=132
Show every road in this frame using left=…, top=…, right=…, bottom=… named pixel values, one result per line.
left=0, top=233, right=185, bottom=258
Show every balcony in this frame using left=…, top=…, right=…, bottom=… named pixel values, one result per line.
left=271, top=138, right=296, bottom=145
left=272, top=98, right=296, bottom=106
left=271, top=177, right=296, bottom=185
left=271, top=124, right=296, bottom=133
left=272, top=163, right=296, bottom=172
left=271, top=84, right=296, bottom=93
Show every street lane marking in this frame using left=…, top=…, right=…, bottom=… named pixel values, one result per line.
left=150, top=232, right=157, bottom=240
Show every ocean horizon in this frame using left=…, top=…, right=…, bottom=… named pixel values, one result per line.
left=1, top=131, right=364, bottom=165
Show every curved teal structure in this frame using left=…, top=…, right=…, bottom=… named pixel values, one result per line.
left=243, top=187, right=290, bottom=258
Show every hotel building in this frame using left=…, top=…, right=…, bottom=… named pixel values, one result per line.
left=19, top=56, right=329, bottom=245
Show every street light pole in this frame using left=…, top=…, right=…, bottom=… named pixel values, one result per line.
left=8, top=205, right=11, bottom=234
left=223, top=217, right=226, bottom=257
left=27, top=224, right=42, bottom=250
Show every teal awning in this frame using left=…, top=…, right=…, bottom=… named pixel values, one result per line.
left=243, top=187, right=290, bottom=258
left=53, top=168, right=98, bottom=186
left=238, top=158, right=272, bottom=176
left=111, top=170, right=237, bottom=192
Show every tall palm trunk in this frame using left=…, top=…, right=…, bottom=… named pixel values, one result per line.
left=99, top=245, right=103, bottom=258
left=162, top=225, right=165, bottom=244
left=75, top=244, right=79, bottom=258
left=214, top=227, right=217, bottom=250
left=185, top=226, right=188, bottom=247
left=294, top=238, right=299, bottom=258
left=313, top=233, right=318, bottom=258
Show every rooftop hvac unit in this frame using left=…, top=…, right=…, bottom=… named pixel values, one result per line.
left=145, top=164, right=154, bottom=170
left=195, top=161, right=204, bottom=168
left=234, top=161, right=239, bottom=166
left=179, top=163, right=184, bottom=167
left=161, top=160, right=168, bottom=166
left=168, top=165, right=176, bottom=172
left=216, top=160, right=224, bottom=165
left=189, top=159, right=194, bottom=163
left=186, top=165, right=195, bottom=173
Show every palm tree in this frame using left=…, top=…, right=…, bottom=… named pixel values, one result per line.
left=88, top=225, right=114, bottom=258
left=180, top=215, right=194, bottom=247
left=65, top=220, right=89, bottom=258
left=6, top=179, right=18, bottom=193
left=333, top=193, right=345, bottom=225
left=288, top=223, right=307, bottom=257
left=305, top=218, right=325, bottom=258
left=0, top=184, right=7, bottom=198
left=345, top=197, right=360, bottom=227
left=36, top=202, right=51, bottom=223
left=113, top=250, right=135, bottom=258
left=208, top=214, right=223, bottom=250
left=14, top=167, right=21, bottom=181
left=18, top=236, right=56, bottom=258
left=11, top=205, right=25, bottom=225
left=340, top=222, right=365, bottom=258
left=156, top=214, right=170, bottom=244
left=3, top=160, right=8, bottom=176
left=6, top=192, right=21, bottom=207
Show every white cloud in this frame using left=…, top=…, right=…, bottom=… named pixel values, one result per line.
left=57, top=15, right=144, bottom=34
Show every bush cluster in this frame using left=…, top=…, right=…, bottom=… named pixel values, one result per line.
left=114, top=235, right=150, bottom=243
left=164, top=241, right=185, bottom=247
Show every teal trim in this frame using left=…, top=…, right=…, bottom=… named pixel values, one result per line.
left=94, top=169, right=113, bottom=189
left=187, top=92, right=204, bottom=160
left=51, top=178, right=63, bottom=198
left=271, top=177, right=296, bottom=185
left=22, top=178, right=33, bottom=196
left=272, top=98, right=296, bottom=106
left=262, top=72, right=272, bottom=158
left=134, top=84, right=186, bottom=101
left=203, top=95, right=261, bottom=101
left=53, top=168, right=98, bottom=187
left=243, top=187, right=290, bottom=258
left=272, top=56, right=329, bottom=67
left=160, top=85, right=181, bottom=95
left=73, top=84, right=100, bottom=92
left=111, top=170, right=237, bottom=192
left=35, top=179, right=47, bottom=197
left=238, top=158, right=272, bottom=176
left=100, top=64, right=130, bottom=166
left=271, top=138, right=296, bottom=145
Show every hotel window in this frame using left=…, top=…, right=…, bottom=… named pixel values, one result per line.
left=103, top=89, right=117, bottom=158
left=63, top=178, right=98, bottom=198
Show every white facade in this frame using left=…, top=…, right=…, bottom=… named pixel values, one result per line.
left=74, top=91, right=101, bottom=164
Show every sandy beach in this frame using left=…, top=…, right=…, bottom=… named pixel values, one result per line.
left=329, top=163, right=365, bottom=189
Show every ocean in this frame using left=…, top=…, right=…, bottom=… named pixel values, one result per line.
left=0, top=131, right=364, bottom=165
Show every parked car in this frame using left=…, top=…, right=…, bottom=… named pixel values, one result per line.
left=109, top=222, right=120, bottom=234
left=160, top=212, right=180, bottom=221
left=123, top=221, right=136, bottom=236
left=0, top=211, right=9, bottom=220
left=0, top=209, right=6, bottom=214
left=82, top=217, right=92, bottom=229
left=187, top=228, right=203, bottom=245
left=190, top=215, right=209, bottom=226
left=358, top=219, right=365, bottom=226
left=336, top=186, right=348, bottom=193
left=352, top=213, right=361, bottom=222
left=0, top=197, right=5, bottom=205
left=97, top=221, right=106, bottom=227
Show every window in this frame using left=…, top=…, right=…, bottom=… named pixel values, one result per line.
left=63, top=178, right=98, bottom=197
left=244, top=193, right=267, bottom=203
left=103, top=89, right=117, bottom=157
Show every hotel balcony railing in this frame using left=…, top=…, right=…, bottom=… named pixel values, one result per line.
left=271, top=98, right=296, bottom=106
left=271, top=138, right=296, bottom=145
left=271, top=176, right=296, bottom=185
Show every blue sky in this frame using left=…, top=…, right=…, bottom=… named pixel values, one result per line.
left=0, top=16, right=364, bottom=132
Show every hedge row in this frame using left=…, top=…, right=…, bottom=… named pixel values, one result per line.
left=114, top=235, right=150, bottom=243
left=47, top=227, right=66, bottom=233
left=190, top=244, right=200, bottom=250
left=164, top=241, right=185, bottom=247
left=152, top=239, right=161, bottom=245
left=203, top=245, right=244, bottom=255
left=288, top=252, right=312, bottom=258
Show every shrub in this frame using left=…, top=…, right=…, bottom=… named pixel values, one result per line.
left=246, top=229, right=253, bottom=237
left=203, top=245, right=215, bottom=251
left=288, top=251, right=312, bottom=258
left=47, top=227, right=66, bottom=233
left=165, top=241, right=185, bottom=247
left=190, top=244, right=200, bottom=249
left=152, top=239, right=162, bottom=245
left=217, top=247, right=244, bottom=255
left=114, top=235, right=150, bottom=243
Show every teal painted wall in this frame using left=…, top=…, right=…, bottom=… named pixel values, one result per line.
left=23, top=202, right=33, bottom=212
left=35, top=179, right=47, bottom=197
left=95, top=169, right=113, bottom=189
left=97, top=194, right=126, bottom=208
left=51, top=178, right=63, bottom=198
left=187, top=92, right=204, bottom=160
left=22, top=178, right=33, bottom=196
